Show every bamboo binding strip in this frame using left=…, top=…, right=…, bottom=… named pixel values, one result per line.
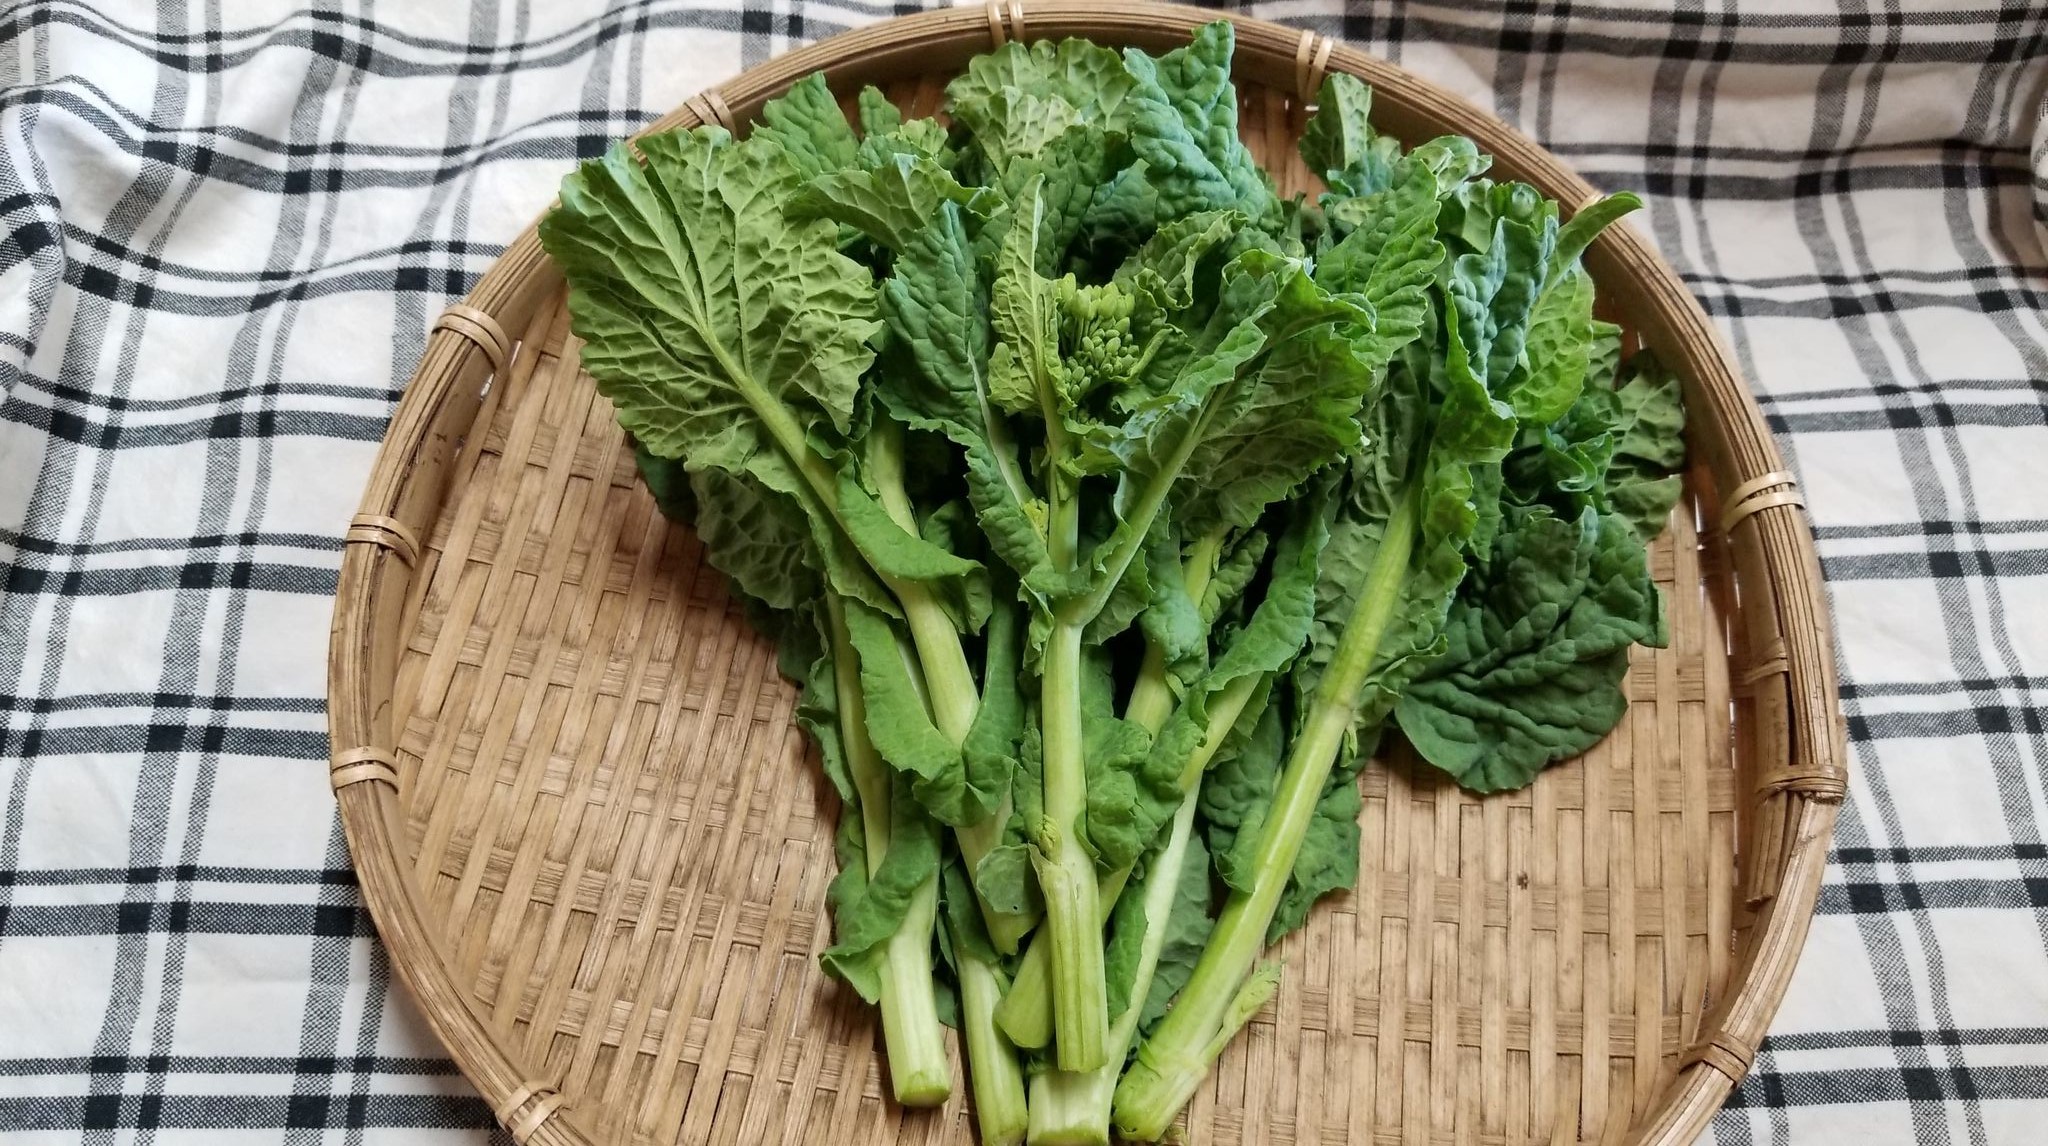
left=328, top=6, right=1848, bottom=1145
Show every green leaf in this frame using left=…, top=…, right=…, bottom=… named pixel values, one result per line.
left=842, top=599, right=1003, bottom=826
left=1442, top=183, right=1558, bottom=393
left=994, top=122, right=1122, bottom=272
left=1295, top=347, right=1516, bottom=741
left=1138, top=518, right=1206, bottom=670
left=961, top=596, right=1025, bottom=820
left=751, top=73, right=859, bottom=180
left=1168, top=317, right=1373, bottom=538
left=1200, top=692, right=1284, bottom=894
left=1090, top=21, right=1278, bottom=236
left=1143, top=495, right=1328, bottom=870
left=685, top=465, right=820, bottom=612
left=857, top=86, right=902, bottom=136
left=539, top=128, right=877, bottom=472
left=1079, top=647, right=1159, bottom=866
left=1312, top=156, right=1446, bottom=364
left=939, top=858, right=1003, bottom=975
left=1551, top=191, right=1642, bottom=276
left=974, top=842, right=1040, bottom=918
left=1118, top=209, right=1245, bottom=315
left=634, top=442, right=697, bottom=527
left=946, top=36, right=1134, bottom=177
left=835, top=469, right=984, bottom=583
left=1509, top=265, right=1595, bottom=426
left=822, top=771, right=942, bottom=999
left=1606, top=352, right=1687, bottom=538
left=796, top=154, right=991, bottom=254
left=1586, top=318, right=1624, bottom=390
left=871, top=190, right=1050, bottom=585
left=1395, top=506, right=1664, bottom=793
left=1299, top=73, right=1400, bottom=198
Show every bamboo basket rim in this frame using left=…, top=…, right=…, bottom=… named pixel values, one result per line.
left=326, top=6, right=1849, bottom=1144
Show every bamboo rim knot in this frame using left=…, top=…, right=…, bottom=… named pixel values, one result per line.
left=684, top=89, right=737, bottom=134
left=432, top=303, right=511, bottom=377
left=1738, top=638, right=1790, bottom=688
left=495, top=1080, right=568, bottom=1144
left=1682, top=1031, right=1758, bottom=1084
left=344, top=513, right=421, bottom=567
left=986, top=0, right=1026, bottom=47
left=1760, top=762, right=1850, bottom=803
left=329, top=746, right=398, bottom=790
left=1720, top=470, right=1803, bottom=534
left=1294, top=30, right=1332, bottom=102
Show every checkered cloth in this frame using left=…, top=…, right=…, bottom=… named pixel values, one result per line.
left=0, top=1, right=2042, bottom=1142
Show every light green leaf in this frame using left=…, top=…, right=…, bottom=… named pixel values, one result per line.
left=821, top=771, right=942, bottom=1000
left=539, top=128, right=877, bottom=472
left=752, top=73, right=859, bottom=179
left=1551, top=191, right=1642, bottom=275
left=1299, top=73, right=1400, bottom=198
left=796, top=153, right=991, bottom=253
left=1313, top=156, right=1446, bottom=364
left=1509, top=265, right=1595, bottom=426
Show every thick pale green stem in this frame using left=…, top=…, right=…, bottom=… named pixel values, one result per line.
left=958, top=948, right=1030, bottom=1146
left=867, top=420, right=1033, bottom=951
left=1114, top=490, right=1420, bottom=1140
left=825, top=595, right=950, bottom=1106
left=996, top=671, right=1262, bottom=1048
left=1027, top=784, right=1203, bottom=1146
left=1036, top=616, right=1108, bottom=1071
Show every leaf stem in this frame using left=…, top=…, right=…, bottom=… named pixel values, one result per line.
left=1114, top=487, right=1419, bottom=1140
left=957, top=947, right=1030, bottom=1146
left=866, top=418, right=1033, bottom=951
left=1036, top=614, right=1108, bottom=1071
left=824, top=594, right=949, bottom=1106
left=995, top=670, right=1262, bottom=1049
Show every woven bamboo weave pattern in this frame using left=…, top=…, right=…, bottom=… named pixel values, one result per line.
left=327, top=7, right=1846, bottom=1145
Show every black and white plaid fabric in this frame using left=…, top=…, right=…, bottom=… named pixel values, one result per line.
left=0, top=2, right=2042, bottom=1142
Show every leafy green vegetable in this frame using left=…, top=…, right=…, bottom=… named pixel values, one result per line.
left=557, top=29, right=1685, bottom=1143
left=1396, top=506, right=1666, bottom=791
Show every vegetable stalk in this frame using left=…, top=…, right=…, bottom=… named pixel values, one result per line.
left=954, top=926, right=1030, bottom=1146
left=1114, top=487, right=1419, bottom=1139
left=826, top=594, right=950, bottom=1105
left=996, top=532, right=1229, bottom=1049
left=1026, top=669, right=1259, bottom=1144
left=1035, top=613, right=1109, bottom=1072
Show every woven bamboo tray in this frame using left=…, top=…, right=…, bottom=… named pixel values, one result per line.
left=327, top=5, right=1848, bottom=1144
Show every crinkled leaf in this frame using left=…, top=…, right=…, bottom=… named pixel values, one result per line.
left=946, top=36, right=1134, bottom=176
left=685, top=465, right=820, bottom=612
left=796, top=153, right=991, bottom=253
left=1079, top=648, right=1159, bottom=866
left=1299, top=73, right=1400, bottom=199
left=1200, top=691, right=1284, bottom=894
left=1509, top=265, right=1595, bottom=425
left=539, top=128, right=877, bottom=473
left=1313, top=156, right=1446, bottom=365
left=1089, top=22, right=1277, bottom=236
left=751, top=72, right=859, bottom=179
left=1396, top=506, right=1664, bottom=792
